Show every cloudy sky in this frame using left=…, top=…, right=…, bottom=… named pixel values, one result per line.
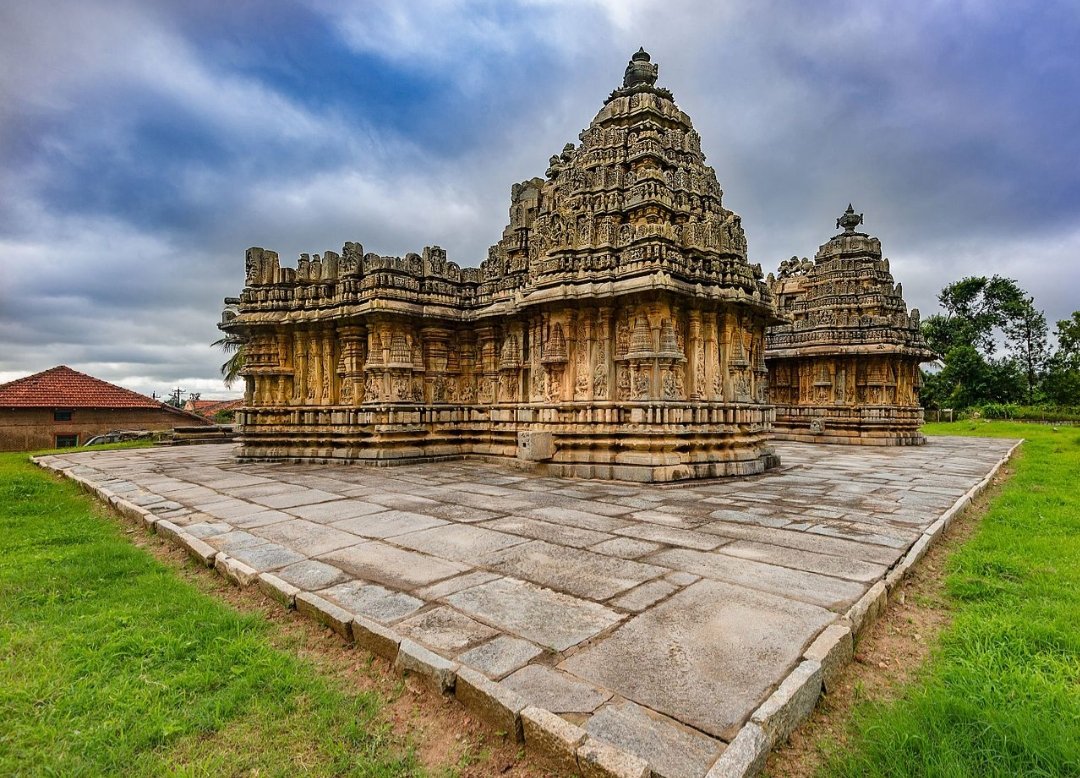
left=2, top=1, right=1078, bottom=398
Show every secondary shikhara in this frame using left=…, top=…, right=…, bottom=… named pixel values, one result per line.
left=220, top=50, right=932, bottom=480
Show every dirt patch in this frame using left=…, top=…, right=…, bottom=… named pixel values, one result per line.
left=764, top=466, right=1012, bottom=778
left=103, top=501, right=556, bottom=778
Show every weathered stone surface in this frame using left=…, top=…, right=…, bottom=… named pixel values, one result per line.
left=609, top=579, right=677, bottom=612
left=394, top=638, right=458, bottom=693
left=521, top=705, right=586, bottom=774
left=750, top=659, right=822, bottom=746
left=445, top=577, right=623, bottom=651
left=559, top=579, right=833, bottom=740
left=482, top=540, right=665, bottom=601
left=483, top=516, right=613, bottom=549
left=717, top=540, right=887, bottom=582
left=646, top=547, right=864, bottom=611
left=275, top=559, right=351, bottom=590
left=320, top=542, right=467, bottom=590
left=319, top=580, right=424, bottom=623
left=577, top=736, right=650, bottom=778
left=393, top=523, right=527, bottom=562
left=615, top=523, right=725, bottom=551
left=396, top=606, right=498, bottom=653
left=458, top=635, right=544, bottom=679
left=295, top=591, right=353, bottom=639
left=586, top=700, right=722, bottom=778
left=455, top=666, right=527, bottom=741
left=802, top=623, right=853, bottom=693
left=225, top=541, right=307, bottom=571
left=251, top=519, right=359, bottom=556
left=589, top=536, right=662, bottom=559
left=502, top=664, right=612, bottom=714
left=330, top=510, right=447, bottom=539
left=415, top=571, right=501, bottom=600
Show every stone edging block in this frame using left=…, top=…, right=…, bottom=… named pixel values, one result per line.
left=521, top=705, right=586, bottom=774
left=455, top=667, right=526, bottom=741
left=215, top=554, right=260, bottom=587
left=801, top=623, right=852, bottom=693
left=844, top=580, right=887, bottom=638
left=704, top=722, right=769, bottom=778
left=394, top=638, right=458, bottom=694
left=750, top=659, right=822, bottom=747
left=295, top=591, right=353, bottom=640
left=577, top=736, right=650, bottom=778
left=257, top=572, right=299, bottom=608
left=351, top=615, right=401, bottom=661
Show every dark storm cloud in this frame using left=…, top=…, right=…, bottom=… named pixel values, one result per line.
left=2, top=0, right=1078, bottom=397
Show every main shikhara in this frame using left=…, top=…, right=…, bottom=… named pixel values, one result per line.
left=220, top=50, right=933, bottom=481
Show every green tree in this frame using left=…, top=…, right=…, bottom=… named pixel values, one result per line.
left=1043, top=312, right=1080, bottom=405
left=920, top=276, right=1046, bottom=408
left=211, top=335, right=245, bottom=389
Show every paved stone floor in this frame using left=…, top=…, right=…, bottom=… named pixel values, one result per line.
left=42, top=437, right=1015, bottom=778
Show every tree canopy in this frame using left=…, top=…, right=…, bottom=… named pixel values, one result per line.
left=920, top=276, right=1074, bottom=410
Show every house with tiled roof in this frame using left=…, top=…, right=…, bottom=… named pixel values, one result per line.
left=0, top=365, right=210, bottom=451
left=182, top=397, right=243, bottom=421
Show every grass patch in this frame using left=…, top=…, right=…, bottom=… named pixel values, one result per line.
left=0, top=449, right=420, bottom=776
left=819, top=422, right=1080, bottom=777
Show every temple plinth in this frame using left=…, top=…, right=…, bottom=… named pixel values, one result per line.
left=764, top=208, right=937, bottom=445
left=220, top=50, right=782, bottom=481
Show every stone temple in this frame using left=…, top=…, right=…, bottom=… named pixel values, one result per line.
left=221, top=49, right=782, bottom=482
left=221, top=50, right=934, bottom=479
left=765, top=206, right=936, bottom=445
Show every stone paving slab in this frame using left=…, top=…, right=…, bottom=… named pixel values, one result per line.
left=36, top=436, right=1018, bottom=778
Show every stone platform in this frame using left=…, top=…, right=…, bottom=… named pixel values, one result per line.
left=36, top=437, right=1018, bottom=778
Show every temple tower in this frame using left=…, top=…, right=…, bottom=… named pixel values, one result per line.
left=765, top=206, right=937, bottom=445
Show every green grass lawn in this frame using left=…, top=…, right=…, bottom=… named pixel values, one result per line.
left=0, top=448, right=420, bottom=776
left=821, top=421, right=1080, bottom=777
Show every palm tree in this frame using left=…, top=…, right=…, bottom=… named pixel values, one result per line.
left=211, top=335, right=245, bottom=388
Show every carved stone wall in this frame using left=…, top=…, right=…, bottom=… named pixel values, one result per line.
left=764, top=207, right=936, bottom=445
left=220, top=50, right=781, bottom=482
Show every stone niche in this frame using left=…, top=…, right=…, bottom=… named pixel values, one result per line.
left=221, top=49, right=782, bottom=482
left=764, top=206, right=937, bottom=445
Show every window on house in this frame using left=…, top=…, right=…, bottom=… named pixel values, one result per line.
left=55, top=434, right=79, bottom=448
left=54, top=410, right=73, bottom=421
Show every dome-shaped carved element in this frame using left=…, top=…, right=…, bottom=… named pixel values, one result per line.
left=623, top=47, right=658, bottom=88
left=542, top=323, right=568, bottom=364
left=657, top=319, right=684, bottom=360
left=628, top=317, right=654, bottom=358
left=499, top=335, right=521, bottom=370
left=389, top=334, right=411, bottom=366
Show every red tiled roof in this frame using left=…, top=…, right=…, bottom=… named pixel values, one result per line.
left=0, top=365, right=175, bottom=409
left=185, top=398, right=243, bottom=418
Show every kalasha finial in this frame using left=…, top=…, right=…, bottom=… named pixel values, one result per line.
left=623, top=47, right=658, bottom=88
left=836, top=203, right=864, bottom=233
